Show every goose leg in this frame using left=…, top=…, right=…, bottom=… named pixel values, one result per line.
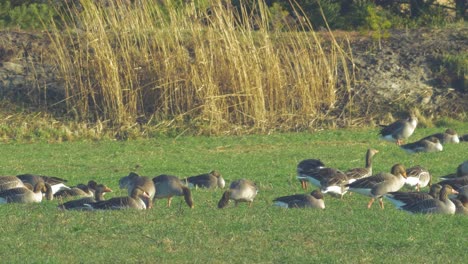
left=167, top=197, right=173, bottom=207
left=367, top=198, right=375, bottom=209
left=378, top=198, right=385, bottom=209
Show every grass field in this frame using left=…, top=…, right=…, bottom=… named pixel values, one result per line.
left=0, top=124, right=467, bottom=263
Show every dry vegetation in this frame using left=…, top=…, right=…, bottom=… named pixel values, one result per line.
left=47, top=0, right=354, bottom=136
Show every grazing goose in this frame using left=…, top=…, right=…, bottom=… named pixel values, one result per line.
left=345, top=148, right=379, bottom=182
left=346, top=164, right=407, bottom=209
left=379, top=114, right=418, bottom=145
left=58, top=184, right=113, bottom=210
left=54, top=180, right=97, bottom=199
left=399, top=185, right=459, bottom=214
left=319, top=170, right=350, bottom=198
left=119, top=172, right=156, bottom=201
left=404, top=165, right=432, bottom=191
left=182, top=170, right=225, bottom=189
left=296, top=159, right=325, bottom=190
left=0, top=182, right=49, bottom=203
left=273, top=189, right=325, bottom=209
left=0, top=176, right=25, bottom=192
left=84, top=187, right=150, bottom=210
left=385, top=184, right=442, bottom=209
left=16, top=174, right=69, bottom=195
left=400, top=136, right=443, bottom=154
left=152, top=174, right=194, bottom=208
left=421, top=129, right=460, bottom=144
left=218, top=179, right=258, bottom=208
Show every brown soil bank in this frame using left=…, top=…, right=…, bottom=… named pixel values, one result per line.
left=0, top=27, right=467, bottom=129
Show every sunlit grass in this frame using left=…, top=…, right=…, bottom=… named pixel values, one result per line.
left=0, top=125, right=466, bottom=262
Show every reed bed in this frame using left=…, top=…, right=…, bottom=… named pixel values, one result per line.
left=48, top=0, right=353, bottom=135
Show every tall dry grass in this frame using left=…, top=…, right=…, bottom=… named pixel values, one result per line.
left=48, top=0, right=354, bottom=135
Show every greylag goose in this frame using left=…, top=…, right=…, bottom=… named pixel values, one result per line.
left=346, top=164, right=407, bottom=209
left=379, top=114, right=418, bottom=145
left=319, top=170, right=350, bottom=198
left=182, top=170, right=225, bottom=189
left=345, top=148, right=379, bottom=182
left=273, top=189, right=325, bottom=209
left=0, top=182, right=49, bottom=203
left=16, top=174, right=69, bottom=195
left=436, top=175, right=468, bottom=190
left=218, top=179, right=258, bottom=208
left=54, top=180, right=97, bottom=199
left=385, top=184, right=442, bottom=209
left=460, top=134, right=468, bottom=141
left=451, top=195, right=468, bottom=215
left=399, top=185, right=459, bottom=214
left=152, top=174, right=194, bottom=208
left=84, top=187, right=151, bottom=210
left=404, top=165, right=432, bottom=191
left=0, top=176, right=25, bottom=192
left=420, top=129, right=460, bottom=144
left=119, top=172, right=155, bottom=201
left=400, top=136, right=443, bottom=153
left=58, top=184, right=113, bottom=210
left=296, top=159, right=325, bottom=190
left=439, top=161, right=468, bottom=180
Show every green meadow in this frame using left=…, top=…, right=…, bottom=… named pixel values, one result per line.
left=0, top=125, right=467, bottom=263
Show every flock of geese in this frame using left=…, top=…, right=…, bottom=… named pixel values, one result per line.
left=0, top=114, right=467, bottom=215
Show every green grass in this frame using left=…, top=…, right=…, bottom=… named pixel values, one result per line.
left=0, top=125, right=467, bottom=263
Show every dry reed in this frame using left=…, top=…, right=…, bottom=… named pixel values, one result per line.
left=48, top=0, right=354, bottom=135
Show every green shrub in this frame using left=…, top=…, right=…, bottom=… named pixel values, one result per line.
left=0, top=0, right=56, bottom=30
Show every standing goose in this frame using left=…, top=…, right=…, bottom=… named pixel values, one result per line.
left=420, top=129, right=460, bottom=144
left=346, top=164, right=407, bottom=209
left=16, top=174, right=69, bottom=195
left=400, top=136, right=443, bottom=154
left=84, top=187, right=151, bottom=210
left=379, top=114, right=418, bottom=145
left=399, top=185, right=459, bottom=214
left=0, top=176, right=25, bottom=192
left=119, top=172, right=156, bottom=201
left=296, top=159, right=326, bottom=190
left=404, top=165, right=432, bottom=191
left=218, top=179, right=258, bottom=208
left=345, top=149, right=379, bottom=182
left=152, top=174, right=194, bottom=208
left=53, top=180, right=97, bottom=199
left=273, top=189, right=325, bottom=209
left=182, top=170, right=225, bottom=189
left=58, top=184, right=113, bottom=210
left=0, top=182, right=49, bottom=203
left=385, top=184, right=442, bottom=209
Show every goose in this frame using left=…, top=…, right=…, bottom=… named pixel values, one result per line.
left=273, top=189, right=325, bottom=209
left=345, top=148, right=379, bottom=182
left=451, top=195, right=468, bottom=215
left=420, top=128, right=460, bottom=144
left=296, top=159, right=325, bottom=190
left=346, top=164, right=407, bottom=209
left=0, top=176, right=25, bottom=192
left=436, top=175, right=468, bottom=190
left=400, top=136, right=443, bottom=154
left=404, top=165, right=432, bottom=191
left=379, top=114, right=418, bottom=145
left=58, top=184, right=113, bottom=210
left=460, top=134, right=468, bottom=142
left=181, top=170, right=225, bottom=189
left=399, top=185, right=459, bottom=214
left=84, top=187, right=151, bottom=210
left=385, top=184, right=442, bottom=209
left=218, top=179, right=258, bottom=208
left=0, top=182, right=49, bottom=203
left=16, top=174, right=69, bottom=195
left=319, top=170, right=350, bottom=198
left=54, top=180, right=97, bottom=199
left=119, top=172, right=156, bottom=201
left=152, top=174, right=194, bottom=208
left=456, top=160, right=468, bottom=176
